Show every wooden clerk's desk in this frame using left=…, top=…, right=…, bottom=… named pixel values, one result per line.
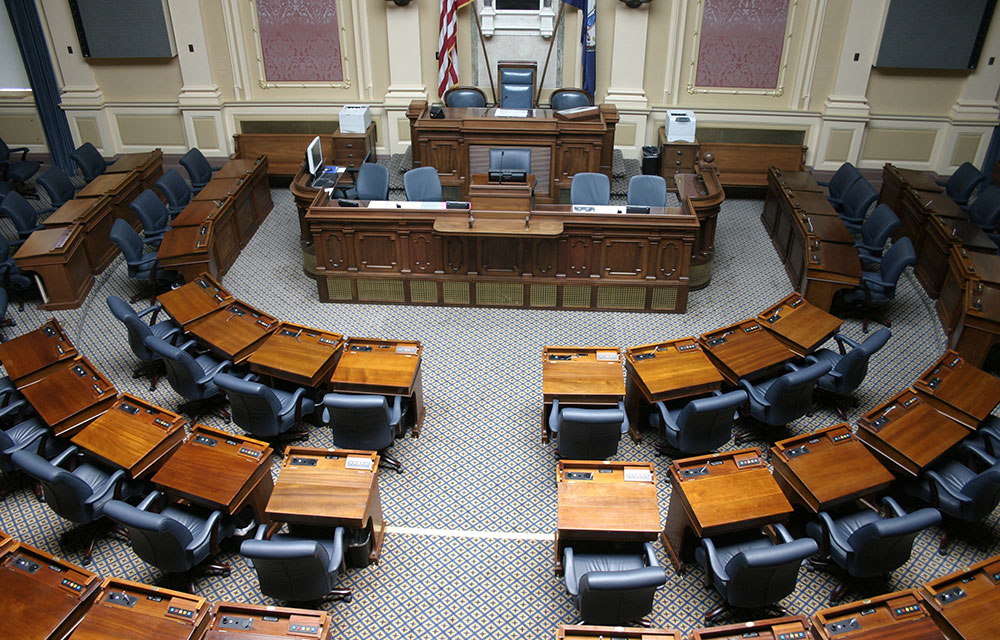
left=13, top=225, right=93, bottom=310
left=247, top=322, right=346, bottom=388
left=205, top=602, right=333, bottom=639
left=19, top=356, right=117, bottom=436
left=0, top=318, right=77, bottom=386
left=151, top=425, right=274, bottom=525
left=699, top=318, right=798, bottom=385
left=67, top=577, right=209, bottom=640
left=557, top=625, right=681, bottom=640
left=919, top=553, right=1000, bottom=640
left=184, top=300, right=278, bottom=365
left=329, top=338, right=425, bottom=436
left=265, top=447, right=386, bottom=566
left=0, top=541, right=101, bottom=640
left=106, top=149, right=164, bottom=193
left=70, top=394, right=186, bottom=479
left=42, top=195, right=118, bottom=274
left=688, top=615, right=813, bottom=640
left=156, top=273, right=234, bottom=330
left=770, top=424, right=894, bottom=513
left=468, top=172, right=536, bottom=212
left=911, top=350, right=1000, bottom=429
left=554, top=460, right=660, bottom=575
left=758, top=292, right=843, bottom=357
left=662, top=448, right=792, bottom=573
left=811, top=589, right=948, bottom=640
left=542, top=346, right=627, bottom=443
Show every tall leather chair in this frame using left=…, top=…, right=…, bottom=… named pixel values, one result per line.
left=563, top=542, right=665, bottom=625
left=1, top=416, right=56, bottom=476
left=0, top=236, right=33, bottom=310
left=967, top=185, right=1000, bottom=243
left=838, top=178, right=879, bottom=233
left=36, top=166, right=78, bottom=208
left=498, top=61, right=536, bottom=109
left=627, top=176, right=667, bottom=208
left=106, top=295, right=181, bottom=391
left=940, top=162, right=986, bottom=207
left=841, top=237, right=916, bottom=332
left=0, top=191, right=48, bottom=242
left=214, top=373, right=313, bottom=443
left=854, top=204, right=900, bottom=266
left=443, top=86, right=487, bottom=108
left=336, top=163, right=390, bottom=201
left=805, top=329, right=891, bottom=417
left=154, top=169, right=192, bottom=217
left=104, top=491, right=235, bottom=592
left=818, top=162, right=862, bottom=211
left=571, top=173, right=611, bottom=206
left=108, top=218, right=179, bottom=302
left=12, top=447, right=137, bottom=564
left=550, top=88, right=592, bottom=111
left=403, top=166, right=443, bottom=202
left=489, top=148, right=531, bottom=174
left=129, top=189, right=172, bottom=248
left=695, top=524, right=817, bottom=623
left=0, top=137, right=40, bottom=186
left=806, top=496, right=941, bottom=602
left=143, top=335, right=231, bottom=421
left=179, top=148, right=222, bottom=193
left=549, top=398, right=629, bottom=460
left=650, top=390, right=747, bottom=456
left=240, top=524, right=352, bottom=603
left=322, top=393, right=404, bottom=472
left=738, top=361, right=831, bottom=432
left=70, top=143, right=112, bottom=183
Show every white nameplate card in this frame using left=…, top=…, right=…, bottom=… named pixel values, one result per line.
left=494, top=108, right=530, bottom=118
left=367, top=200, right=448, bottom=210
left=395, top=345, right=418, bottom=354
left=571, top=205, right=626, bottom=214
left=596, top=351, right=620, bottom=361
left=345, top=456, right=374, bottom=471
left=623, top=468, right=653, bottom=483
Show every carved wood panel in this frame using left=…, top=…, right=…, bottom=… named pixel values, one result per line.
left=564, top=236, right=592, bottom=277
left=533, top=239, right=557, bottom=276
left=426, top=139, right=463, bottom=179
left=602, top=238, right=648, bottom=278
left=556, top=142, right=597, bottom=179
left=408, top=232, right=439, bottom=273
left=356, top=231, right=399, bottom=271
left=479, top=238, right=522, bottom=275
left=323, top=231, right=347, bottom=270
left=442, top=236, right=468, bottom=274
left=656, top=239, right=682, bottom=279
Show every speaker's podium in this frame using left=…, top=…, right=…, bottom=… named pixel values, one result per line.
left=468, top=173, right=535, bottom=212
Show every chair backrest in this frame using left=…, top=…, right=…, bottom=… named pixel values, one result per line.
left=240, top=538, right=335, bottom=602
left=860, top=204, right=900, bottom=251
left=945, top=162, right=986, bottom=205
left=444, top=86, right=487, bottom=108
left=556, top=407, right=625, bottom=460
left=723, top=538, right=817, bottom=608
left=841, top=178, right=878, bottom=222
left=550, top=88, right=592, bottom=111
left=828, top=162, right=863, bottom=201
left=36, top=166, right=76, bottom=207
left=323, top=393, right=395, bottom=451
left=106, top=295, right=158, bottom=362
left=0, top=191, right=39, bottom=238
left=489, top=148, right=531, bottom=174
left=674, top=390, right=747, bottom=454
left=11, top=450, right=95, bottom=524
left=103, top=501, right=195, bottom=573
left=878, top=237, right=917, bottom=295
left=959, top=464, right=1000, bottom=521
left=845, top=508, right=941, bottom=577
left=355, top=163, right=390, bottom=201
left=109, top=219, right=147, bottom=273
left=143, top=335, right=212, bottom=401
left=155, top=169, right=192, bottom=211
left=403, top=167, right=443, bottom=202
left=130, top=189, right=170, bottom=235
left=571, top=173, right=611, bottom=206
left=214, top=373, right=285, bottom=438
left=827, top=328, right=891, bottom=395
left=179, top=148, right=212, bottom=187
left=577, top=566, right=666, bottom=625
left=0, top=138, right=9, bottom=163
left=71, top=142, right=106, bottom=182
left=627, top=175, right=667, bottom=207
left=762, top=362, right=830, bottom=426
left=498, top=61, right=536, bottom=109
left=968, top=185, right=1000, bottom=229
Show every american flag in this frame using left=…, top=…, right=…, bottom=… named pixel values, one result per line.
left=438, top=0, right=472, bottom=98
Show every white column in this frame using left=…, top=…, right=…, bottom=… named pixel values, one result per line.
left=605, top=3, right=651, bottom=158
left=383, top=2, right=427, bottom=154
left=951, top=13, right=1000, bottom=122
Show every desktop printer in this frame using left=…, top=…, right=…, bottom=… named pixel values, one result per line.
left=339, top=105, right=372, bottom=134
left=665, top=110, right=696, bottom=143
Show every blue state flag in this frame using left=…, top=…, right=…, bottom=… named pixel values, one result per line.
left=563, top=0, right=596, bottom=99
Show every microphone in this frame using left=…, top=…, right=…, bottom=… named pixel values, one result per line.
left=499, top=150, right=506, bottom=183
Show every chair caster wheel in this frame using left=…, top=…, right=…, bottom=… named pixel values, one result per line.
left=344, top=594, right=353, bottom=603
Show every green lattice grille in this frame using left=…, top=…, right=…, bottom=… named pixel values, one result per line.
left=597, top=286, right=645, bottom=310
left=475, top=282, right=523, bottom=306
left=358, top=279, right=405, bottom=302
left=409, top=281, right=438, bottom=303
left=652, top=286, right=678, bottom=311
left=562, top=285, right=591, bottom=307
left=326, top=277, right=352, bottom=300
left=530, top=284, right=557, bottom=307
left=442, top=281, right=470, bottom=304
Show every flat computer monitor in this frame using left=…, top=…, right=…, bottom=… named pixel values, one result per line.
left=306, top=136, right=323, bottom=176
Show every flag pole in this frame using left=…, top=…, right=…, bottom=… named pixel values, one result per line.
left=536, top=2, right=566, bottom=108
left=471, top=6, right=497, bottom=106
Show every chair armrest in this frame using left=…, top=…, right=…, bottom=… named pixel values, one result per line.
left=51, top=445, right=79, bottom=468
left=834, top=333, right=862, bottom=350
left=387, top=394, right=402, bottom=429
left=563, top=546, right=579, bottom=595
left=925, top=470, right=971, bottom=505
left=785, top=361, right=801, bottom=372
left=134, top=253, right=159, bottom=268
left=191, top=509, right=223, bottom=552
left=136, top=303, right=161, bottom=322
left=773, top=523, right=795, bottom=544
left=0, top=398, right=27, bottom=421
left=254, top=523, right=269, bottom=540
left=280, top=387, right=308, bottom=423
left=9, top=147, right=29, bottom=160
left=813, top=511, right=836, bottom=551
left=241, top=372, right=260, bottom=382
left=701, top=537, right=728, bottom=583
left=137, top=490, right=163, bottom=511
left=86, top=469, right=128, bottom=504
left=642, top=542, right=660, bottom=568
left=549, top=398, right=561, bottom=434
left=960, top=441, right=998, bottom=467
left=881, top=495, right=907, bottom=518
left=197, top=359, right=231, bottom=384
left=854, top=240, right=884, bottom=253
left=617, top=400, right=630, bottom=435
left=178, top=339, right=199, bottom=353
left=738, top=379, right=770, bottom=408
left=327, top=527, right=346, bottom=573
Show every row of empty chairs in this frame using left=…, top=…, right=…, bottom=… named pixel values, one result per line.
left=443, top=84, right=592, bottom=111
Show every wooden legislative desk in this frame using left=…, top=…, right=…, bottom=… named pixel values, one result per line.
left=19, top=356, right=117, bottom=436
left=247, top=322, right=345, bottom=388
left=919, top=553, right=1000, bottom=640
left=206, top=602, right=333, bottom=639
left=698, top=318, right=798, bottom=385
left=184, top=300, right=278, bottom=365
left=951, top=280, right=1000, bottom=368
left=75, top=170, right=143, bottom=231
left=406, top=101, right=618, bottom=204
left=68, top=577, right=209, bottom=640
left=937, top=247, right=1000, bottom=337
left=811, top=589, right=948, bottom=640
left=42, top=195, right=117, bottom=274
left=106, top=149, right=164, bottom=193
left=758, top=292, right=843, bottom=357
left=306, top=193, right=699, bottom=313
left=156, top=273, right=234, bottom=329
left=557, top=625, right=681, bottom=640
left=542, top=346, right=626, bottom=442
left=912, top=351, right=1000, bottom=428
left=13, top=225, right=93, bottom=310
left=688, top=615, right=812, bottom=640
left=0, top=319, right=77, bottom=386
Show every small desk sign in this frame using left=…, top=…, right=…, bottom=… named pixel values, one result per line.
left=396, top=345, right=418, bottom=355
left=623, top=468, right=653, bottom=483
left=596, top=351, right=620, bottom=361
left=345, top=456, right=374, bottom=471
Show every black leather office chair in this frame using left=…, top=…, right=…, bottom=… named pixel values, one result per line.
left=322, top=393, right=405, bottom=472
left=154, top=169, right=192, bottom=218
left=650, top=390, right=747, bottom=456
left=563, top=542, right=665, bottom=625
left=0, top=236, right=33, bottom=310
left=627, top=176, right=667, bottom=208
left=129, top=189, right=172, bottom=248
left=106, top=295, right=181, bottom=391
left=854, top=204, right=900, bottom=266
left=0, top=288, right=10, bottom=340
left=0, top=416, right=59, bottom=482
left=104, top=490, right=236, bottom=592
left=0, top=137, right=40, bottom=188
left=12, top=446, right=138, bottom=564
left=0, top=191, right=49, bottom=242
left=840, top=237, right=916, bottom=332
left=549, top=398, right=629, bottom=460
left=108, top=218, right=179, bottom=302
left=905, top=443, right=1000, bottom=554
left=179, top=148, right=222, bottom=193
left=571, top=173, right=611, bottom=206
left=738, top=362, right=830, bottom=438
left=940, top=162, right=987, bottom=208
left=805, top=329, right=891, bottom=418
left=489, top=148, right=531, bottom=174
left=143, top=335, right=232, bottom=422
left=695, top=524, right=817, bottom=623
left=550, top=88, right=592, bottom=111
left=443, top=86, right=487, bottom=108
left=403, top=166, right=443, bottom=202
left=967, top=185, right=1000, bottom=244
left=214, top=373, right=313, bottom=444
left=240, top=524, right=352, bottom=603
left=70, top=142, right=112, bottom=183
left=838, top=179, right=879, bottom=234
left=964, top=415, right=1000, bottom=459
left=818, top=162, right=862, bottom=211
left=36, top=166, right=78, bottom=208
left=498, top=61, right=536, bottom=109
left=335, top=163, right=390, bottom=201
left=806, top=496, right=940, bottom=602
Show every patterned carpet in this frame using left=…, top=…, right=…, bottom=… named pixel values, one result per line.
left=0, top=156, right=998, bottom=639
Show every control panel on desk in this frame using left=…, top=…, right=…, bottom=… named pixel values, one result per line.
left=627, top=337, right=702, bottom=362
left=812, top=591, right=939, bottom=639
left=1, top=543, right=98, bottom=596
left=774, top=424, right=854, bottom=460
left=921, top=554, right=1000, bottom=611
left=559, top=461, right=655, bottom=484
left=914, top=351, right=966, bottom=394
left=209, top=603, right=330, bottom=639
left=109, top=394, right=183, bottom=430
left=858, top=389, right=923, bottom=433
left=672, top=449, right=766, bottom=480
left=94, top=579, right=206, bottom=625
left=689, top=616, right=811, bottom=640
left=189, top=427, right=268, bottom=462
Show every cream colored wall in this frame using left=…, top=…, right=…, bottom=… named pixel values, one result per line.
left=867, top=70, right=966, bottom=117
